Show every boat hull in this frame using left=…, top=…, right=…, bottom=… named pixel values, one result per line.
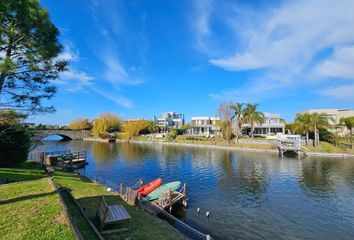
left=138, top=178, right=162, bottom=196
left=144, top=181, right=181, bottom=201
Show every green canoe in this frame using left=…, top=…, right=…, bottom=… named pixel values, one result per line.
left=144, top=181, right=181, bottom=201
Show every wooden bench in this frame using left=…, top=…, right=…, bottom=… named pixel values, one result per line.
left=96, top=196, right=131, bottom=234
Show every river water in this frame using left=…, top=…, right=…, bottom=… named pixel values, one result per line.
left=34, top=140, right=354, bottom=240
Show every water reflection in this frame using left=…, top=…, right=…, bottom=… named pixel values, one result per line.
left=91, top=142, right=119, bottom=164
left=34, top=141, right=354, bottom=240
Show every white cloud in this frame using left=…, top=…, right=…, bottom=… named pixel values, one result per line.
left=194, top=0, right=213, bottom=51
left=87, top=1, right=145, bottom=108
left=320, top=84, right=354, bottom=99
left=91, top=88, right=133, bottom=108
left=54, top=43, right=95, bottom=91
left=55, top=44, right=79, bottom=62
left=314, top=45, right=354, bottom=79
left=61, top=70, right=94, bottom=83
left=210, top=0, right=354, bottom=71
left=103, top=54, right=143, bottom=88
left=194, top=0, right=354, bottom=100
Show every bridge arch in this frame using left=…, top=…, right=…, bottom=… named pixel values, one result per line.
left=32, top=129, right=91, bottom=142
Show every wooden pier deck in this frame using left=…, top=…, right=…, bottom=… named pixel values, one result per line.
left=42, top=150, right=88, bottom=169
left=151, top=191, right=186, bottom=210
left=276, top=134, right=306, bottom=156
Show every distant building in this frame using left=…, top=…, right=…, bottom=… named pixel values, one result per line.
left=190, top=116, right=221, bottom=135
left=154, top=112, right=185, bottom=131
left=301, top=109, right=354, bottom=136
left=240, top=112, right=285, bottom=136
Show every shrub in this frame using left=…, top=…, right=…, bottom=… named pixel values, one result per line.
left=0, top=124, right=31, bottom=167
left=166, top=129, right=178, bottom=141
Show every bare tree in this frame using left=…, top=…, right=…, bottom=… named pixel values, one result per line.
left=217, top=101, right=234, bottom=144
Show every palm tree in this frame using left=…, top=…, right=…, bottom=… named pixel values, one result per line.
left=230, top=102, right=244, bottom=143
left=308, top=113, right=330, bottom=147
left=243, top=104, right=264, bottom=138
left=294, top=113, right=311, bottom=145
left=339, top=117, right=354, bottom=149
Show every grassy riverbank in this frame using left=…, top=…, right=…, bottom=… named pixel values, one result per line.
left=0, top=162, right=184, bottom=240
left=0, top=163, right=76, bottom=240
left=304, top=142, right=354, bottom=154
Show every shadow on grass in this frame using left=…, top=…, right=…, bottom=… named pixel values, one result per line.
left=0, top=162, right=46, bottom=184
left=0, top=172, right=45, bottom=184
left=0, top=191, right=55, bottom=205
left=65, top=192, right=132, bottom=238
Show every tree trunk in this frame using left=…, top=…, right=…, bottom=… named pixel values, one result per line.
left=235, top=127, right=239, bottom=143
left=0, top=43, right=13, bottom=93
left=306, top=131, right=309, bottom=145
left=351, top=128, right=353, bottom=150
left=251, top=119, right=254, bottom=138
left=313, top=126, right=317, bottom=147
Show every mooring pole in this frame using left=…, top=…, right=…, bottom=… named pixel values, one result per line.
left=139, top=178, right=143, bottom=189
left=120, top=183, right=124, bottom=196
left=183, top=182, right=187, bottom=200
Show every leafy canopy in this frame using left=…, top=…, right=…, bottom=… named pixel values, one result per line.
left=92, top=113, right=121, bottom=136
left=123, top=120, right=148, bottom=139
left=0, top=0, right=67, bottom=114
left=68, top=118, right=91, bottom=130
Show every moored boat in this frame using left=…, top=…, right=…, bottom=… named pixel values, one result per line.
left=144, top=181, right=181, bottom=201
left=138, top=178, right=162, bottom=196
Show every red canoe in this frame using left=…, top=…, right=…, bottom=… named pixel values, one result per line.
left=138, top=178, right=162, bottom=196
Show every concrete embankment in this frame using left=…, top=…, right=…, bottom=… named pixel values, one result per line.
left=117, top=139, right=279, bottom=154
left=118, top=139, right=354, bottom=159
left=83, top=137, right=114, bottom=142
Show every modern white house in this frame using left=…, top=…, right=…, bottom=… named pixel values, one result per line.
left=239, top=112, right=285, bottom=136
left=154, top=112, right=185, bottom=131
left=189, top=116, right=221, bottom=135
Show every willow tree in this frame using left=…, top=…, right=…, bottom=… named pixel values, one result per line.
left=92, top=113, right=121, bottom=136
left=243, top=104, right=264, bottom=138
left=68, top=118, right=91, bottom=130
left=0, top=0, right=67, bottom=114
left=123, top=120, right=148, bottom=140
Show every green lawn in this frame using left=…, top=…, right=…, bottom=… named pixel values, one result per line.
left=305, top=141, right=354, bottom=154
left=0, top=162, right=185, bottom=240
left=54, top=172, right=184, bottom=240
left=0, top=176, right=76, bottom=240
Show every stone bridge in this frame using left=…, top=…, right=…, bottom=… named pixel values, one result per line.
left=32, top=129, right=91, bottom=141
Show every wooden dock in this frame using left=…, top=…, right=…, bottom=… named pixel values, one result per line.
left=119, top=180, right=187, bottom=211
left=42, top=150, right=88, bottom=169
left=151, top=190, right=186, bottom=210
left=276, top=134, right=305, bottom=156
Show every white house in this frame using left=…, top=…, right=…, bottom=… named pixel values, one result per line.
left=189, top=116, right=221, bottom=135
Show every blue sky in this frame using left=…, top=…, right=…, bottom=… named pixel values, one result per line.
left=31, top=0, right=354, bottom=124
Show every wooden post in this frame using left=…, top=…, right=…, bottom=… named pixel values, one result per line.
left=139, top=178, right=143, bottom=189
left=120, top=183, right=124, bottom=196
left=169, top=190, right=172, bottom=211
left=183, top=182, right=187, bottom=200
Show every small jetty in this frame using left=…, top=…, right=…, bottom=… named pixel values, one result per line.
left=41, top=150, right=88, bottom=169
left=276, top=134, right=306, bottom=156
left=151, top=183, right=187, bottom=210
left=119, top=179, right=187, bottom=211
